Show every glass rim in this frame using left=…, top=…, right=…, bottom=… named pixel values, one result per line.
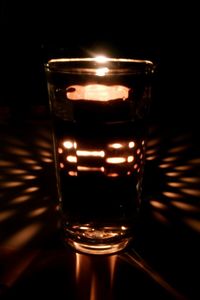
left=45, top=57, right=155, bottom=75
left=46, top=57, right=154, bottom=64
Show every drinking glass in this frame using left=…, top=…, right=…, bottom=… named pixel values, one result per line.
left=44, top=56, right=155, bottom=254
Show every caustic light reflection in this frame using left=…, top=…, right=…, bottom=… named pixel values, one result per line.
left=0, top=127, right=57, bottom=252
left=106, top=157, right=126, bottom=164
left=75, top=251, right=117, bottom=300
left=0, top=210, right=17, bottom=222
left=77, top=150, right=105, bottom=157
left=2, top=223, right=42, bottom=249
left=57, top=138, right=145, bottom=177
left=146, top=128, right=200, bottom=231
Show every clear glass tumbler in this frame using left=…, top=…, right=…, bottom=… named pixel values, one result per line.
left=44, top=56, right=155, bottom=255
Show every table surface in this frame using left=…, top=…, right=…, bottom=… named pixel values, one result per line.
left=0, top=106, right=200, bottom=300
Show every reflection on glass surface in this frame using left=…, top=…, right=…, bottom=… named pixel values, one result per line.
left=54, top=128, right=147, bottom=254
left=57, top=138, right=145, bottom=177
left=66, top=84, right=130, bottom=101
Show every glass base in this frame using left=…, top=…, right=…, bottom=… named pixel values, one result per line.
left=66, top=238, right=130, bottom=255
left=63, top=225, right=132, bottom=255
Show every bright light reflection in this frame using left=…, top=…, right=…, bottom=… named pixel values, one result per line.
left=63, top=141, right=74, bottom=149
left=96, top=67, right=109, bottom=76
left=150, top=200, right=167, bottom=210
left=79, top=226, right=89, bottom=230
left=67, top=84, right=129, bottom=101
left=58, top=147, right=63, bottom=154
left=23, top=175, right=36, bottom=180
left=24, top=186, right=39, bottom=193
left=159, top=163, right=172, bottom=168
left=11, top=195, right=31, bottom=204
left=4, top=182, right=24, bottom=188
left=6, top=169, right=27, bottom=175
left=129, top=141, right=135, bottom=148
left=146, top=155, right=157, bottom=161
left=181, top=188, right=200, bottom=197
left=163, top=191, right=183, bottom=198
left=165, top=172, right=181, bottom=177
left=32, top=165, right=42, bottom=170
left=66, top=155, right=77, bottom=163
left=108, top=143, right=123, bottom=149
left=107, top=173, right=119, bottom=177
left=127, top=156, right=134, bottom=163
left=41, top=157, right=53, bottom=163
left=167, top=182, right=186, bottom=188
left=95, top=55, right=108, bottom=63
left=106, top=157, right=126, bottom=164
left=76, top=150, right=105, bottom=157
left=22, top=158, right=37, bottom=164
left=77, top=166, right=104, bottom=172
left=68, top=171, right=77, bottom=176
left=121, top=226, right=128, bottom=230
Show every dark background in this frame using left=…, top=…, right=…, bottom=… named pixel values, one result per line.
left=1, top=2, right=198, bottom=127
left=1, top=2, right=198, bottom=125
left=1, top=2, right=162, bottom=114
left=1, top=3, right=200, bottom=300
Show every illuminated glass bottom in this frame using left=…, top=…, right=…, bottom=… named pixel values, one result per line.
left=63, top=225, right=132, bottom=255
